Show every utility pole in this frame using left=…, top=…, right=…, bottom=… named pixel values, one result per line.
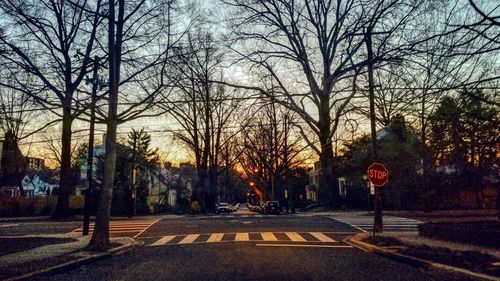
left=83, top=56, right=100, bottom=236
left=130, top=136, right=137, bottom=217
left=365, top=27, right=383, bottom=235
left=284, top=113, right=294, bottom=213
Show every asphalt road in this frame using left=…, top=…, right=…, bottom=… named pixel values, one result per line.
left=30, top=206, right=480, bottom=281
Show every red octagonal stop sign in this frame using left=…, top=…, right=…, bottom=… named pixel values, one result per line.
left=367, top=163, right=389, bottom=186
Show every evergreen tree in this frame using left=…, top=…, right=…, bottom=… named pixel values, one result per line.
left=1, top=130, right=26, bottom=196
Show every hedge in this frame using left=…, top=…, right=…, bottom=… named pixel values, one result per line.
left=0, top=195, right=84, bottom=217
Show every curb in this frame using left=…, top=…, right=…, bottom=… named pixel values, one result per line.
left=0, top=216, right=51, bottom=223
left=346, top=233, right=500, bottom=281
left=1, top=238, right=142, bottom=281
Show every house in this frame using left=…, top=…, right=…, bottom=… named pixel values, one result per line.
left=25, top=157, right=45, bottom=171
left=1, top=139, right=54, bottom=197
left=77, top=136, right=195, bottom=211
left=21, top=173, right=57, bottom=196
left=336, top=115, right=422, bottom=209
left=306, top=161, right=349, bottom=202
left=305, top=161, right=320, bottom=201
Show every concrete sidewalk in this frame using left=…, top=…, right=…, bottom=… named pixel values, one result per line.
left=295, top=209, right=498, bottom=222
left=0, top=233, right=141, bottom=281
left=0, top=213, right=183, bottom=223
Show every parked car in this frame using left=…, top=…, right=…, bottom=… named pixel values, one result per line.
left=216, top=202, right=231, bottom=213
left=259, top=202, right=267, bottom=214
left=264, top=201, right=280, bottom=214
left=248, top=203, right=259, bottom=212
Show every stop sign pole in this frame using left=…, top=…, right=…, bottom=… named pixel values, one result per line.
left=367, top=163, right=389, bottom=235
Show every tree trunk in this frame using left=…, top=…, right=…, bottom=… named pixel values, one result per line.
left=318, top=138, right=337, bottom=207
left=196, top=165, right=207, bottom=211
left=207, top=166, right=217, bottom=212
left=318, top=95, right=337, bottom=207
left=87, top=0, right=121, bottom=251
left=88, top=121, right=117, bottom=250
left=52, top=106, right=73, bottom=218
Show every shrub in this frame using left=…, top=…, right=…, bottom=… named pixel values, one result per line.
left=0, top=196, right=86, bottom=217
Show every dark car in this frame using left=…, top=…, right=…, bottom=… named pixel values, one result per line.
left=264, top=201, right=280, bottom=214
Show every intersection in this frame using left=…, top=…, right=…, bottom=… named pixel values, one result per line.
left=17, top=205, right=481, bottom=281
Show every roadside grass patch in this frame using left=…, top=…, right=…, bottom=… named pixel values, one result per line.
left=363, top=235, right=500, bottom=277
left=0, top=237, right=77, bottom=256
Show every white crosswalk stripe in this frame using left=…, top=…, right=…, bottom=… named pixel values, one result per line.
left=285, top=232, right=306, bottom=242
left=151, top=235, right=175, bottom=246
left=235, top=233, right=249, bottom=241
left=261, top=232, right=277, bottom=241
left=207, top=233, right=224, bottom=243
left=310, top=232, right=336, bottom=242
left=147, top=231, right=342, bottom=246
left=330, top=215, right=421, bottom=233
left=179, top=234, right=199, bottom=244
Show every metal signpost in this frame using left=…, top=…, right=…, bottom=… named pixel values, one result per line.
left=367, top=163, right=389, bottom=235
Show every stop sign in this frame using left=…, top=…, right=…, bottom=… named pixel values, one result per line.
left=367, top=163, right=389, bottom=186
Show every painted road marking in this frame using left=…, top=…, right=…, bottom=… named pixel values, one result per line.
left=261, top=232, right=278, bottom=241
left=179, top=234, right=200, bottom=244
left=69, top=220, right=158, bottom=236
left=151, top=235, right=176, bottom=246
left=134, top=219, right=160, bottom=238
left=310, top=232, right=336, bottom=242
left=256, top=244, right=352, bottom=248
left=329, top=215, right=421, bottom=233
left=148, top=232, right=349, bottom=246
left=0, top=224, right=20, bottom=228
left=207, top=233, right=224, bottom=243
left=285, top=232, right=306, bottom=242
left=235, top=233, right=249, bottom=241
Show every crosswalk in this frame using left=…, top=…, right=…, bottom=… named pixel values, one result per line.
left=146, top=231, right=344, bottom=246
left=188, top=214, right=278, bottom=219
left=330, top=215, right=421, bottom=233
left=69, top=219, right=159, bottom=237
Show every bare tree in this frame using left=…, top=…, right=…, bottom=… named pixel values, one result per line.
left=41, top=130, right=85, bottom=168
left=238, top=102, right=308, bottom=205
left=163, top=31, right=243, bottom=211
left=0, top=71, right=60, bottom=196
left=449, top=0, right=499, bottom=54
left=222, top=0, right=421, bottom=206
left=352, top=66, right=416, bottom=127
left=0, top=0, right=103, bottom=218
left=88, top=0, right=181, bottom=250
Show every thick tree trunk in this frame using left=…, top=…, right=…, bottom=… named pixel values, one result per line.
left=318, top=95, right=337, bottom=207
left=196, top=165, right=207, bottom=211
left=421, top=119, right=434, bottom=212
left=318, top=142, right=337, bottom=207
left=53, top=106, right=73, bottom=218
left=88, top=121, right=117, bottom=250
left=87, top=0, right=121, bottom=251
left=207, top=166, right=217, bottom=212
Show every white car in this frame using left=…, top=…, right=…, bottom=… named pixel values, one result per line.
left=216, top=202, right=231, bottom=213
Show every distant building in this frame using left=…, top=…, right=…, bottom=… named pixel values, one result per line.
left=21, top=173, right=57, bottom=197
left=305, top=161, right=320, bottom=201
left=25, top=157, right=45, bottom=171
left=1, top=139, right=53, bottom=197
